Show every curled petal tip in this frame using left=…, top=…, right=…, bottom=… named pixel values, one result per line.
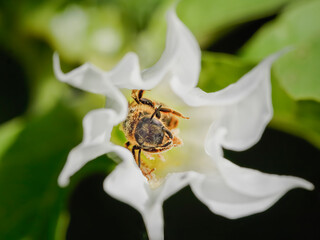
left=58, top=174, right=70, bottom=187
left=301, top=180, right=315, bottom=191
left=267, top=46, right=295, bottom=64
left=53, top=52, right=60, bottom=66
left=53, top=52, right=65, bottom=81
left=166, top=3, right=179, bottom=21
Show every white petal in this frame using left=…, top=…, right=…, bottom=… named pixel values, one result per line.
left=54, top=52, right=109, bottom=93
left=54, top=54, right=128, bottom=122
left=123, top=9, right=201, bottom=89
left=104, top=160, right=148, bottom=212
left=142, top=172, right=194, bottom=240
left=173, top=50, right=286, bottom=106
left=215, top=77, right=271, bottom=151
left=215, top=157, right=314, bottom=197
left=58, top=109, right=118, bottom=186
left=173, top=50, right=287, bottom=151
left=104, top=145, right=194, bottom=240
left=213, top=53, right=277, bottom=150
left=190, top=157, right=313, bottom=219
left=151, top=172, right=194, bottom=203
left=54, top=9, right=201, bottom=95
left=143, top=10, right=201, bottom=90
left=58, top=143, right=110, bottom=187
left=142, top=203, right=164, bottom=240
left=103, top=153, right=165, bottom=240
left=109, top=53, right=145, bottom=88
left=54, top=51, right=143, bottom=91
left=82, top=109, right=115, bottom=144
left=191, top=173, right=284, bottom=219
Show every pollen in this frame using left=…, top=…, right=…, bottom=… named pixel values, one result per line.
left=138, top=158, right=163, bottom=189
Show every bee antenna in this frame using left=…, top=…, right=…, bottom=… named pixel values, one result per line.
left=150, top=105, right=162, bottom=120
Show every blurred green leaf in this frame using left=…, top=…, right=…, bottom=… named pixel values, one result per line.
left=0, top=104, right=81, bottom=239
left=22, top=1, right=165, bottom=69
left=0, top=102, right=117, bottom=240
left=177, top=0, right=296, bottom=46
left=270, top=73, right=320, bottom=149
left=0, top=118, right=24, bottom=159
left=198, top=51, right=320, bottom=148
left=274, top=38, right=320, bottom=101
left=116, top=0, right=163, bottom=32
left=0, top=99, right=117, bottom=239
left=198, top=52, right=254, bottom=92
left=240, top=0, right=320, bottom=101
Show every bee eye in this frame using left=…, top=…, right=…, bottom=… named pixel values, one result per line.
left=156, top=111, right=161, bottom=119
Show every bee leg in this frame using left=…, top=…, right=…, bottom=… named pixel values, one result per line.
left=150, top=105, right=162, bottom=120
left=159, top=107, right=189, bottom=119
left=143, top=146, right=170, bottom=153
left=132, top=90, right=155, bottom=107
left=134, top=148, right=141, bottom=168
left=165, top=117, right=179, bottom=130
left=131, top=90, right=141, bottom=104
left=131, top=90, right=145, bottom=102
left=132, top=145, right=141, bottom=167
left=131, top=89, right=147, bottom=104
left=162, top=126, right=173, bottom=139
left=142, top=140, right=173, bottom=153
left=138, top=90, right=144, bottom=99
left=140, top=98, right=155, bottom=108
left=125, top=141, right=131, bottom=149
left=138, top=90, right=155, bottom=108
left=132, top=145, right=137, bottom=161
left=160, top=140, right=173, bottom=148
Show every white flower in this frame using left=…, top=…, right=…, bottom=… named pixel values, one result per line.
left=53, top=9, right=313, bottom=240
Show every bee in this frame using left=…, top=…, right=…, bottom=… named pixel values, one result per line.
left=121, top=90, right=189, bottom=175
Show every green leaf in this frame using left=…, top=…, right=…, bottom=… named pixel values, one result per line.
left=0, top=102, right=116, bottom=239
left=198, top=52, right=254, bottom=92
left=0, top=118, right=24, bottom=159
left=270, top=72, right=320, bottom=149
left=240, top=0, right=320, bottom=101
left=198, top=51, right=320, bottom=148
left=0, top=104, right=81, bottom=239
left=177, top=0, right=296, bottom=46
left=274, top=38, right=320, bottom=101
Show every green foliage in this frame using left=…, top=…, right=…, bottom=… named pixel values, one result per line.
left=270, top=73, right=320, bottom=149
left=274, top=38, right=320, bottom=101
left=0, top=104, right=81, bottom=239
left=198, top=52, right=254, bottom=92
left=0, top=119, right=24, bottom=159
left=241, top=0, right=320, bottom=101
left=177, top=0, right=295, bottom=46
left=0, top=104, right=115, bottom=239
